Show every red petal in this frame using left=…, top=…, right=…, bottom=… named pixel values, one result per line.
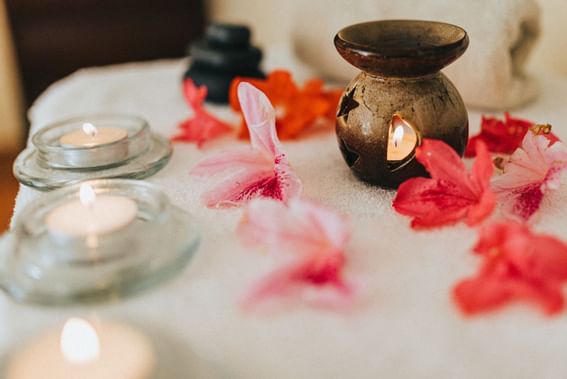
left=171, top=112, right=232, bottom=148
left=465, top=113, right=560, bottom=157
left=394, top=139, right=494, bottom=229
left=453, top=275, right=513, bottom=315
left=503, top=229, right=567, bottom=281
left=465, top=189, right=495, bottom=227
left=173, top=80, right=234, bottom=147
left=470, top=141, right=494, bottom=192
left=416, top=139, right=467, bottom=184
left=182, top=79, right=207, bottom=109
left=456, top=222, right=567, bottom=315
left=454, top=274, right=565, bottom=315
left=393, top=177, right=470, bottom=229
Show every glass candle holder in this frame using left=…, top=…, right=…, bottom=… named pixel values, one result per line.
left=0, top=179, right=199, bottom=306
left=0, top=301, right=223, bottom=378
left=13, top=115, right=173, bottom=191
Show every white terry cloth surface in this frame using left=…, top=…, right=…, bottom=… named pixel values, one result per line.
left=3, top=58, right=567, bottom=379
left=292, top=0, right=540, bottom=110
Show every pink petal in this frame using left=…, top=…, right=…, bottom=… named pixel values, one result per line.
left=241, top=253, right=352, bottom=310
left=238, top=198, right=352, bottom=308
left=238, top=198, right=350, bottom=257
left=191, top=149, right=270, bottom=177
left=493, top=133, right=567, bottom=220
left=190, top=84, right=302, bottom=208
left=274, top=157, right=303, bottom=202
left=200, top=168, right=276, bottom=208
left=197, top=155, right=301, bottom=208
left=237, top=82, right=281, bottom=158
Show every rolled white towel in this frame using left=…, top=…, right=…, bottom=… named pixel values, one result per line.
left=292, top=0, right=540, bottom=110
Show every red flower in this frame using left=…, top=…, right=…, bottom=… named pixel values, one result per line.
left=393, top=139, right=496, bottom=229
left=465, top=112, right=559, bottom=157
left=171, top=79, right=233, bottom=148
left=453, top=222, right=567, bottom=315
left=229, top=70, right=340, bottom=140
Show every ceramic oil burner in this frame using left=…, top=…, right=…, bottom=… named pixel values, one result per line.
left=334, top=20, right=469, bottom=188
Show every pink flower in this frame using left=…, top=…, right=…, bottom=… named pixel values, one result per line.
left=171, top=79, right=233, bottom=148
left=453, top=222, right=567, bottom=316
left=238, top=198, right=353, bottom=308
left=191, top=82, right=302, bottom=208
left=393, top=139, right=496, bottom=229
left=492, top=132, right=567, bottom=221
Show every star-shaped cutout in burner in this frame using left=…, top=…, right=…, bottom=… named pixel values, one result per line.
left=337, top=88, right=359, bottom=121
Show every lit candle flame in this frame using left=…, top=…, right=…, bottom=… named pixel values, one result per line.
left=60, top=318, right=100, bottom=363
left=393, top=124, right=404, bottom=148
left=79, top=183, right=96, bottom=207
left=82, top=123, right=98, bottom=138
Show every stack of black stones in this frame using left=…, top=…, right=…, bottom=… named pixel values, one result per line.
left=184, top=23, right=265, bottom=104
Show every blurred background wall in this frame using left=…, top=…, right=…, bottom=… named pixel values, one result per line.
left=0, top=0, right=23, bottom=153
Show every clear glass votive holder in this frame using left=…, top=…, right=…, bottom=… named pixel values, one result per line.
left=13, top=115, right=173, bottom=191
left=0, top=179, right=199, bottom=306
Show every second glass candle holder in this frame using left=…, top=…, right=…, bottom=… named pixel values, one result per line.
left=0, top=179, right=199, bottom=306
left=13, top=114, right=173, bottom=191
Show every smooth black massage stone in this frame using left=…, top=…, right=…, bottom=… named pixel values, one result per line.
left=206, top=23, right=251, bottom=47
left=189, top=41, right=262, bottom=73
left=185, top=65, right=264, bottom=103
left=184, top=22, right=265, bottom=104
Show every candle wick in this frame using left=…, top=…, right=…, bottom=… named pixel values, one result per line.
left=394, top=140, right=398, bottom=148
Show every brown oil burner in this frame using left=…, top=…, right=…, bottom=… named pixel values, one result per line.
left=334, top=20, right=469, bottom=189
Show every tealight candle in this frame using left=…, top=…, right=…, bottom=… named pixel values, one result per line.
left=387, top=114, right=418, bottom=162
left=57, top=123, right=129, bottom=167
left=6, top=318, right=156, bottom=379
left=59, top=122, right=128, bottom=147
left=46, top=183, right=138, bottom=238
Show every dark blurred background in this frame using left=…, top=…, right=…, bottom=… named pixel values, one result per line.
left=7, top=0, right=205, bottom=107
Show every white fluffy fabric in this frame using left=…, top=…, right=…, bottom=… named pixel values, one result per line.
left=3, top=58, right=567, bottom=378
left=292, top=0, right=540, bottom=110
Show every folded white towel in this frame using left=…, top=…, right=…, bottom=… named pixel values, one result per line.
left=292, top=0, right=540, bottom=110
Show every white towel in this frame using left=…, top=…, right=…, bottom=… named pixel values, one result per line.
left=6, top=59, right=567, bottom=379
left=292, top=0, right=540, bottom=110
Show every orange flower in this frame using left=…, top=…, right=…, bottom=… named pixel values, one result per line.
left=229, top=70, right=341, bottom=140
